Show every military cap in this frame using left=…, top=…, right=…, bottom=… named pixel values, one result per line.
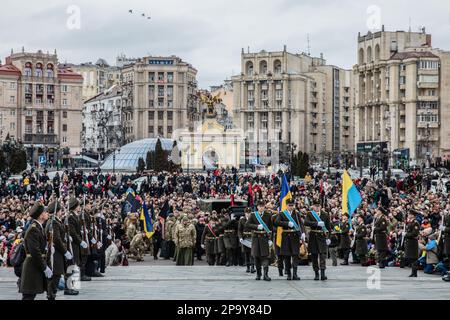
left=48, top=200, right=62, bottom=213
left=182, top=216, right=189, bottom=222
left=68, top=197, right=80, bottom=210
left=286, top=198, right=295, bottom=206
left=29, top=202, right=45, bottom=220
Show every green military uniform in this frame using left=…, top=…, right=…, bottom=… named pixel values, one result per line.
left=173, top=218, right=196, bottom=266
left=339, top=219, right=352, bottom=265
left=45, top=201, right=69, bottom=299
left=355, top=222, right=368, bottom=265
left=238, top=214, right=255, bottom=273
left=201, top=222, right=219, bottom=266
left=374, top=210, right=389, bottom=268
left=223, top=217, right=239, bottom=267
left=404, top=216, right=420, bottom=277
left=130, top=233, right=146, bottom=261
left=304, top=207, right=330, bottom=280
left=245, top=209, right=273, bottom=281
left=216, top=220, right=226, bottom=265
left=274, top=207, right=304, bottom=280
left=443, top=212, right=450, bottom=259
left=20, top=203, right=49, bottom=300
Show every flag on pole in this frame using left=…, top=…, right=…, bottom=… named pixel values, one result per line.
left=277, top=174, right=292, bottom=247
left=342, top=170, right=362, bottom=229
left=140, top=202, right=154, bottom=239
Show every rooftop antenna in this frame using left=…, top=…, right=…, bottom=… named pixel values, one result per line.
left=307, top=33, right=311, bottom=56
left=247, top=46, right=250, bottom=54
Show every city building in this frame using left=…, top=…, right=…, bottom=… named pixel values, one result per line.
left=68, top=58, right=121, bottom=102
left=120, top=55, right=198, bottom=144
left=0, top=48, right=83, bottom=166
left=354, top=26, right=450, bottom=166
left=82, top=84, right=124, bottom=156
left=232, top=46, right=353, bottom=167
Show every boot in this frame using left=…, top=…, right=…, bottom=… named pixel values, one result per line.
left=64, top=288, right=79, bottom=295
left=263, top=267, right=271, bottom=281
left=320, top=269, right=327, bottom=281
left=286, top=269, right=292, bottom=280
left=409, top=265, right=418, bottom=278
left=314, top=270, right=319, bottom=281
left=250, top=265, right=256, bottom=273
left=255, top=268, right=262, bottom=281
left=378, top=261, right=385, bottom=269
left=226, top=260, right=231, bottom=267
left=292, top=267, right=300, bottom=280
left=246, top=265, right=251, bottom=273
left=80, top=275, right=91, bottom=281
left=278, top=268, right=284, bottom=277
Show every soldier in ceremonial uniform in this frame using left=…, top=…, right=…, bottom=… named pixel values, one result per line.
left=354, top=214, right=369, bottom=266
left=201, top=217, right=219, bottom=266
left=46, top=200, right=78, bottom=299
left=238, top=208, right=255, bottom=273
left=339, top=213, right=352, bottom=265
left=373, top=207, right=389, bottom=269
left=245, top=200, right=273, bottom=281
left=403, top=210, right=420, bottom=277
left=216, top=216, right=226, bottom=265
left=274, top=199, right=305, bottom=280
left=67, top=196, right=90, bottom=281
left=20, top=203, right=52, bottom=300
left=272, top=209, right=285, bottom=277
left=223, top=212, right=239, bottom=267
left=304, top=199, right=331, bottom=281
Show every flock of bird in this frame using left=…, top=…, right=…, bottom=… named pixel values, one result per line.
left=128, top=9, right=151, bottom=19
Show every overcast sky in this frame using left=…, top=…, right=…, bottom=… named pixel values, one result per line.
left=1, top=0, right=449, bottom=88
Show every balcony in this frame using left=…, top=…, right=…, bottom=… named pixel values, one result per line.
left=23, top=133, right=58, bottom=144
left=418, top=96, right=439, bottom=102
left=275, top=84, right=283, bottom=90
left=417, top=82, right=439, bottom=89
left=400, top=123, right=406, bottom=129
left=247, top=85, right=254, bottom=91
left=417, top=122, right=439, bottom=128
left=261, top=84, right=268, bottom=90
left=417, top=135, right=439, bottom=142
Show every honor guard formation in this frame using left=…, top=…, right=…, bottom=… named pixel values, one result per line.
left=0, top=167, right=449, bottom=300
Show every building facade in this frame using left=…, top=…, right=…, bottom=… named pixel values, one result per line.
left=69, top=58, right=121, bottom=103
left=232, top=47, right=353, bottom=166
left=354, top=27, right=450, bottom=165
left=0, top=49, right=83, bottom=165
left=121, top=55, right=198, bottom=144
left=82, top=84, right=124, bottom=155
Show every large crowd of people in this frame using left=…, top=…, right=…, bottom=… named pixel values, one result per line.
left=0, top=166, right=449, bottom=300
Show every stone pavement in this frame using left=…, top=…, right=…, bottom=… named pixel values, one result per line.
left=0, top=255, right=448, bottom=300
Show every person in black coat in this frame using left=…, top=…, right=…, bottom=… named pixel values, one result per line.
left=195, top=218, right=205, bottom=260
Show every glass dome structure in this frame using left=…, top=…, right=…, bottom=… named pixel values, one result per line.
left=100, top=138, right=174, bottom=172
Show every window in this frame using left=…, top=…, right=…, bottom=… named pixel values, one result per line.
left=158, top=73, right=164, bottom=81
left=158, top=111, right=164, bottom=120
left=63, top=124, right=67, bottom=132
left=167, top=86, right=173, bottom=97
left=167, top=111, right=173, bottom=120
left=158, top=126, right=163, bottom=135
left=148, top=126, right=154, bottom=134
left=9, top=82, right=16, bottom=90
left=62, top=137, right=67, bottom=143
left=10, top=109, right=15, bottom=116
left=62, top=99, right=68, bottom=106
left=158, top=98, right=164, bottom=107
left=149, top=112, right=154, bottom=120
left=63, top=111, right=67, bottom=118
left=420, top=60, right=439, bottom=69
left=10, top=96, right=15, bottom=103
left=149, top=72, right=155, bottom=82
left=167, top=126, right=172, bottom=134
left=149, top=100, right=154, bottom=107
left=167, top=72, right=174, bottom=83
left=276, top=100, right=282, bottom=108
left=10, top=123, right=15, bottom=130
left=399, top=76, right=406, bottom=85
left=419, top=75, right=439, bottom=83
left=61, top=85, right=68, bottom=93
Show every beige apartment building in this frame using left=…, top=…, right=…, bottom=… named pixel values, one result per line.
left=120, top=55, right=198, bottom=143
left=354, top=27, right=450, bottom=165
left=0, top=49, right=83, bottom=165
left=232, top=47, right=354, bottom=165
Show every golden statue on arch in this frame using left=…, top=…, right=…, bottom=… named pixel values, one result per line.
left=198, top=91, right=222, bottom=118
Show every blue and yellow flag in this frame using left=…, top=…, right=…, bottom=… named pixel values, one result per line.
left=140, top=202, right=154, bottom=239
left=342, top=170, right=362, bottom=228
left=277, top=174, right=292, bottom=247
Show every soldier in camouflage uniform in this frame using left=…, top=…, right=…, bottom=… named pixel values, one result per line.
left=173, top=216, right=196, bottom=265
left=130, top=231, right=146, bottom=261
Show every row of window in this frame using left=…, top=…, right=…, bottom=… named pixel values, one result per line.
left=419, top=60, right=439, bottom=69
left=417, top=101, right=439, bottom=109
left=417, top=114, right=439, bottom=122
left=247, top=100, right=283, bottom=108
left=148, top=126, right=173, bottom=135
left=149, top=72, right=174, bottom=83
left=148, top=111, right=174, bottom=120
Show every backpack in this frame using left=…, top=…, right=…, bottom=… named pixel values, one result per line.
left=10, top=242, right=26, bottom=268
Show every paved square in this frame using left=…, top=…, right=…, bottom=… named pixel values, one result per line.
left=1, top=255, right=448, bottom=300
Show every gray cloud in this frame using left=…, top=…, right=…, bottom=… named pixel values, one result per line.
left=1, top=0, right=449, bottom=88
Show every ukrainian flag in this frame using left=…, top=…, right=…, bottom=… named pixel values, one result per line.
left=342, top=170, right=362, bottom=228
left=140, top=202, right=154, bottom=239
left=277, top=174, right=292, bottom=247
